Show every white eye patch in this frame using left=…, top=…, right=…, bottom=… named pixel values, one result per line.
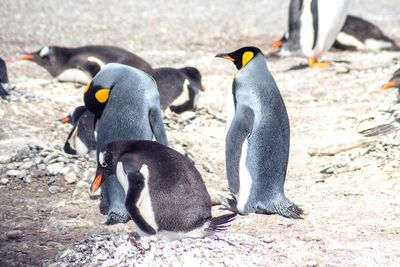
left=99, top=151, right=107, bottom=167
left=39, top=46, right=50, bottom=57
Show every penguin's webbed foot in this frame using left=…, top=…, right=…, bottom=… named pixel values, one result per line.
left=128, top=232, right=147, bottom=255
left=105, top=211, right=130, bottom=225
left=308, top=57, right=331, bottom=68
left=256, top=198, right=304, bottom=219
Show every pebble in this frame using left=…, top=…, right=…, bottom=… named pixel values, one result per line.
left=6, top=169, right=23, bottom=177
left=64, top=172, right=77, bottom=184
left=0, top=155, right=11, bottom=164
left=202, top=162, right=214, bottom=173
left=47, top=162, right=65, bottom=175
left=24, top=176, right=32, bottom=183
left=60, top=166, right=71, bottom=176
left=6, top=230, right=23, bottom=240
left=18, top=161, right=34, bottom=170
left=0, top=178, right=10, bottom=185
left=179, top=111, right=196, bottom=121
left=48, top=185, right=61, bottom=194
left=44, top=153, right=59, bottom=164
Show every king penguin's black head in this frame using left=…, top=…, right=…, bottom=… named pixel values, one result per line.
left=83, top=80, right=112, bottom=119
left=216, top=46, right=264, bottom=70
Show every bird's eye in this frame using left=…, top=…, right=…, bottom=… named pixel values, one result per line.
left=101, top=162, right=107, bottom=167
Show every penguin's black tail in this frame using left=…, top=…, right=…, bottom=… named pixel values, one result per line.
left=209, top=213, right=236, bottom=232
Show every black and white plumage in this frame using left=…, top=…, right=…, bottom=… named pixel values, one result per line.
left=84, top=63, right=168, bottom=225
left=216, top=47, right=302, bottom=218
left=0, top=57, right=10, bottom=97
left=61, top=106, right=96, bottom=156
left=91, top=140, right=235, bottom=241
left=152, top=67, right=205, bottom=114
left=19, top=45, right=153, bottom=84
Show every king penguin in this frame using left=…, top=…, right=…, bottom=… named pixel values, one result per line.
left=0, top=57, right=10, bottom=97
left=84, top=63, right=168, bottom=225
left=19, top=45, right=153, bottom=84
left=60, top=106, right=96, bottom=156
left=152, top=67, right=205, bottom=114
left=281, top=0, right=349, bottom=67
left=91, top=140, right=236, bottom=241
left=216, top=47, right=303, bottom=218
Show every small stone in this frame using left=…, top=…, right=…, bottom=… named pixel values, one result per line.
left=64, top=172, right=77, bottom=184
left=37, top=164, right=46, bottom=170
left=44, top=153, right=59, bottom=164
left=60, top=166, right=71, bottom=176
left=24, top=176, right=32, bottom=183
left=19, top=161, right=34, bottom=170
left=6, top=169, right=22, bottom=177
left=179, top=111, right=196, bottom=121
left=47, top=162, right=65, bottom=175
left=32, top=170, right=46, bottom=178
left=0, top=156, right=11, bottom=164
left=34, top=157, right=43, bottom=165
left=202, top=162, right=214, bottom=173
left=320, top=167, right=334, bottom=174
left=48, top=185, right=61, bottom=194
left=6, top=230, right=23, bottom=240
left=0, top=178, right=9, bottom=185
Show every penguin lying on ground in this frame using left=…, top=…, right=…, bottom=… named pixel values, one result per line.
left=382, top=67, right=400, bottom=100
left=91, top=140, right=236, bottom=241
left=0, top=57, right=10, bottom=97
left=216, top=47, right=303, bottom=218
left=59, top=106, right=96, bottom=156
left=270, top=0, right=399, bottom=57
left=152, top=67, right=205, bottom=113
left=84, top=63, right=168, bottom=225
left=19, top=45, right=153, bottom=84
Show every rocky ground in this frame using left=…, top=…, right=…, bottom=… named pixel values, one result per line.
left=1, top=0, right=400, bottom=266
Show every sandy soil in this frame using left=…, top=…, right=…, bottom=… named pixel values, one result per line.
left=0, top=0, right=400, bottom=266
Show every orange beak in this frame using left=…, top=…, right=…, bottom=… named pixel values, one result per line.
left=19, top=54, right=34, bottom=60
left=215, top=53, right=234, bottom=62
left=382, top=81, right=396, bottom=90
left=90, top=172, right=103, bottom=193
left=271, top=40, right=284, bottom=49
left=59, top=116, right=71, bottom=123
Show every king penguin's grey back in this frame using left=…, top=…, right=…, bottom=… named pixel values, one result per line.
left=95, top=64, right=160, bottom=154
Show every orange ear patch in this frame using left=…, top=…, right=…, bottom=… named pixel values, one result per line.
left=95, top=88, right=111, bottom=103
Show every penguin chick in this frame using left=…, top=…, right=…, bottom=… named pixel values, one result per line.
left=91, top=140, right=236, bottom=241
left=60, top=106, right=96, bottom=156
left=19, top=45, right=153, bottom=84
left=152, top=67, right=205, bottom=114
left=84, top=63, right=168, bottom=225
left=216, top=46, right=303, bottom=218
left=0, top=57, right=10, bottom=98
left=382, top=68, right=400, bottom=101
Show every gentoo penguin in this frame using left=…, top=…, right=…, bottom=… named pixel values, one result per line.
left=271, top=3, right=400, bottom=56
left=84, top=63, right=168, bottom=225
left=91, top=140, right=236, bottom=241
left=60, top=106, right=96, bottom=156
left=19, top=45, right=153, bottom=84
left=152, top=67, right=205, bottom=113
left=0, top=57, right=10, bottom=97
left=382, top=67, right=400, bottom=93
left=216, top=47, right=302, bottom=218
left=299, top=0, right=350, bottom=67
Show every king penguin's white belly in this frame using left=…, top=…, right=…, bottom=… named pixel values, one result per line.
left=300, top=0, right=350, bottom=57
left=235, top=139, right=252, bottom=213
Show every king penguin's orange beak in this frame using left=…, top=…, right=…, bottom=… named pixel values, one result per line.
left=271, top=40, right=284, bottom=49
left=382, top=81, right=396, bottom=90
left=19, top=54, right=34, bottom=60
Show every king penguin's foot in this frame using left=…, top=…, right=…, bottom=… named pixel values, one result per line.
left=256, top=197, right=303, bottom=219
left=105, top=211, right=130, bottom=225
left=308, top=57, right=331, bottom=68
